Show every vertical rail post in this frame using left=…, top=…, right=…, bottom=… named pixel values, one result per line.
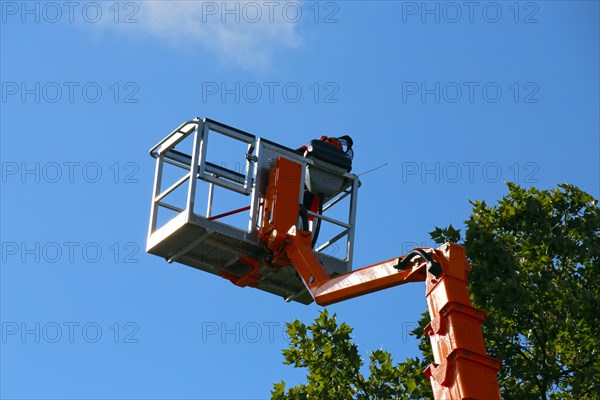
left=186, top=122, right=204, bottom=218
left=206, top=182, right=214, bottom=218
left=345, top=177, right=359, bottom=266
left=148, top=155, right=164, bottom=238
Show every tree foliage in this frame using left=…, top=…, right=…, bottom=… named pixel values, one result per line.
left=271, top=310, right=430, bottom=399
left=272, top=183, right=600, bottom=399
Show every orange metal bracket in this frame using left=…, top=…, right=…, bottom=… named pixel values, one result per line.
left=219, top=256, right=261, bottom=288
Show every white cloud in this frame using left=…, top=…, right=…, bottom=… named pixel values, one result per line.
left=110, top=1, right=303, bottom=70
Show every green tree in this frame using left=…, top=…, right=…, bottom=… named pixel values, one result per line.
left=271, top=310, right=430, bottom=399
left=272, top=183, right=600, bottom=399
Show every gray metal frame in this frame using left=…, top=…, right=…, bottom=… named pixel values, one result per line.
left=147, top=117, right=360, bottom=272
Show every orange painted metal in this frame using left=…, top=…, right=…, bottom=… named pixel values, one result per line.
left=282, top=226, right=428, bottom=306
left=258, top=156, right=502, bottom=399
left=423, top=244, right=502, bottom=399
left=219, top=256, right=261, bottom=288
left=277, top=231, right=502, bottom=398
left=259, top=157, right=303, bottom=265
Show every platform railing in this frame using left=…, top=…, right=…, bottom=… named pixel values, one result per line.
left=148, top=117, right=359, bottom=271
left=313, top=178, right=359, bottom=266
left=148, top=119, right=200, bottom=239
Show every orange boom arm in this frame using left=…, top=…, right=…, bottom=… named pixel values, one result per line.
left=259, top=157, right=502, bottom=399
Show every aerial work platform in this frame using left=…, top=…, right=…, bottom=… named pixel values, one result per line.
left=146, top=118, right=359, bottom=304
left=146, top=117, right=502, bottom=398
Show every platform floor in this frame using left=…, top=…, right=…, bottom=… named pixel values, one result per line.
left=147, top=212, right=346, bottom=304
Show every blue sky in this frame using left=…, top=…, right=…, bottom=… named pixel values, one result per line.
left=1, top=1, right=598, bottom=399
